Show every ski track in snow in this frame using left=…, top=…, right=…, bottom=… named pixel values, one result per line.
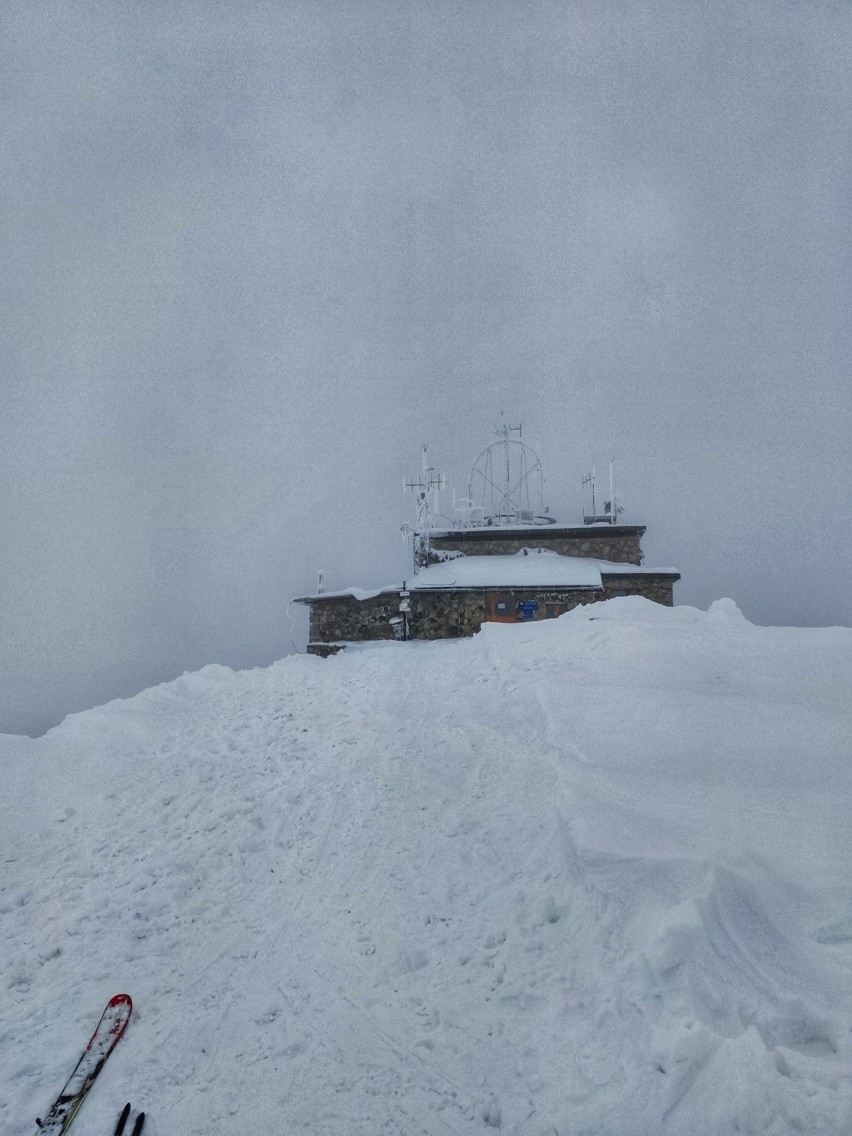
left=2, top=597, right=852, bottom=1134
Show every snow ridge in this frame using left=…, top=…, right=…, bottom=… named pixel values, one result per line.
left=2, top=598, right=851, bottom=1134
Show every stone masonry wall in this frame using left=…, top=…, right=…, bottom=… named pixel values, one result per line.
left=308, top=590, right=485, bottom=646
left=306, top=575, right=676, bottom=651
left=430, top=527, right=645, bottom=564
left=408, top=590, right=486, bottom=639
left=308, top=593, right=400, bottom=644
left=600, top=576, right=675, bottom=605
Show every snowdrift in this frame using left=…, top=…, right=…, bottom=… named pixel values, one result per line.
left=2, top=598, right=851, bottom=1134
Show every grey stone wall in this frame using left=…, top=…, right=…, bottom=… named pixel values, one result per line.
left=600, top=576, right=676, bottom=605
left=306, top=575, right=677, bottom=652
left=307, top=590, right=485, bottom=645
left=408, top=590, right=486, bottom=639
left=308, top=592, right=401, bottom=644
left=430, top=527, right=645, bottom=564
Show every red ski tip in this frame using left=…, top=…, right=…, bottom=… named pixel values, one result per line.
left=38, top=995, right=135, bottom=1134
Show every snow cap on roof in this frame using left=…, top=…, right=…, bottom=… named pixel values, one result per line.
left=409, top=549, right=603, bottom=590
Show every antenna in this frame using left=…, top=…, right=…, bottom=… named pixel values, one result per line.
left=584, top=459, right=624, bottom=524
left=404, top=444, right=445, bottom=573
left=496, top=419, right=522, bottom=519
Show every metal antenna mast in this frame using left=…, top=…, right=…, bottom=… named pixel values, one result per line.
left=496, top=419, right=522, bottom=518
left=607, top=458, right=615, bottom=520
left=584, top=458, right=624, bottom=524
left=404, top=444, right=445, bottom=573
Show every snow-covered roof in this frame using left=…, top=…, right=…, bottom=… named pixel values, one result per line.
left=409, top=549, right=603, bottom=589
left=294, top=549, right=680, bottom=601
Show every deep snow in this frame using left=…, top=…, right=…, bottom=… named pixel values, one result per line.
left=2, top=597, right=851, bottom=1134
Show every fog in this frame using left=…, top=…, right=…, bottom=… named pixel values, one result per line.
left=2, top=1, right=850, bottom=736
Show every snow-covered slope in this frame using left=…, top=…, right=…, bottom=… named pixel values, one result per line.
left=2, top=598, right=851, bottom=1135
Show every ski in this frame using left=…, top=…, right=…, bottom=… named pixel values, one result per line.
left=113, top=1103, right=144, bottom=1136
left=35, top=994, right=133, bottom=1135
left=113, top=1103, right=131, bottom=1136
left=111, top=1099, right=143, bottom=1136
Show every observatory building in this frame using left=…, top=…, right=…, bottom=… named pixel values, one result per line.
left=295, top=425, right=680, bottom=655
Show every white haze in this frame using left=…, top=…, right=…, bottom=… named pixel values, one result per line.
left=1, top=1, right=850, bottom=734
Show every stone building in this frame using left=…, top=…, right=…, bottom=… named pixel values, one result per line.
left=294, top=427, right=679, bottom=655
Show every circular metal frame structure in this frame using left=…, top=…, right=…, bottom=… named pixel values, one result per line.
left=466, top=437, right=553, bottom=526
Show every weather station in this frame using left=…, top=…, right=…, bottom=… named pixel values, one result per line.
left=294, top=421, right=680, bottom=653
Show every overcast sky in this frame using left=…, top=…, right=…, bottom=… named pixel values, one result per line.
left=2, top=1, right=850, bottom=735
